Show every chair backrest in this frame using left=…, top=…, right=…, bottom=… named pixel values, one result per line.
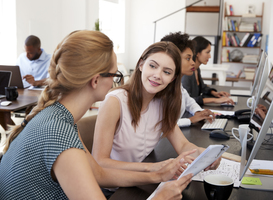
left=77, top=115, right=97, bottom=153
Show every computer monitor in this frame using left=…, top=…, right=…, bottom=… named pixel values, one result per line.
left=0, top=65, right=25, bottom=89
left=239, top=60, right=273, bottom=181
left=248, top=54, right=270, bottom=116
left=250, top=50, right=266, bottom=96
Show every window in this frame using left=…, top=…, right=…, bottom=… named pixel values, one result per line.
left=0, top=0, right=16, bottom=65
left=99, top=0, right=125, bottom=54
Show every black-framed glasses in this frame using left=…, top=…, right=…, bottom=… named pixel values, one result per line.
left=100, top=70, right=123, bottom=83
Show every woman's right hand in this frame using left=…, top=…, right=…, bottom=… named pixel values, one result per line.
left=190, top=109, right=215, bottom=124
left=152, top=173, right=193, bottom=200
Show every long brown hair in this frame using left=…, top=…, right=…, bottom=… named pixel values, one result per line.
left=4, top=30, right=113, bottom=153
left=119, top=41, right=182, bottom=137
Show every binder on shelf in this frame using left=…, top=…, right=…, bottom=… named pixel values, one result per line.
left=247, top=34, right=256, bottom=47
left=251, top=33, right=261, bottom=47
left=243, top=34, right=253, bottom=47
left=240, top=33, right=250, bottom=47
left=254, top=34, right=263, bottom=47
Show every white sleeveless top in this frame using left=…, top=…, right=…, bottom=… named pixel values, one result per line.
left=101, top=89, right=163, bottom=163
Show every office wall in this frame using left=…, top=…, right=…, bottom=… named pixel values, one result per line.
left=16, top=0, right=99, bottom=57
left=126, top=0, right=186, bottom=70
left=268, top=1, right=273, bottom=64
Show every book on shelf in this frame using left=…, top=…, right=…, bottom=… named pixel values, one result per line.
left=226, top=33, right=230, bottom=46
left=234, top=21, right=239, bottom=31
left=222, top=49, right=230, bottom=62
left=226, top=4, right=230, bottom=15
left=234, top=33, right=240, bottom=45
left=231, top=35, right=238, bottom=46
left=257, top=20, right=261, bottom=31
left=229, top=5, right=234, bottom=15
left=231, top=20, right=235, bottom=31
left=254, top=22, right=258, bottom=32
left=222, top=32, right=226, bottom=46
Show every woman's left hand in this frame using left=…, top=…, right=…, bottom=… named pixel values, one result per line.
left=212, top=91, right=230, bottom=97
left=204, top=157, right=221, bottom=171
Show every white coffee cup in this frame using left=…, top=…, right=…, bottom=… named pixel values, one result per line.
left=247, top=97, right=253, bottom=109
left=232, top=124, right=253, bottom=144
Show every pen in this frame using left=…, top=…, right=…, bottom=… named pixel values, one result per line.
left=249, top=168, right=273, bottom=175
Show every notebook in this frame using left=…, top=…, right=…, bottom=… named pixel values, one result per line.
left=0, top=65, right=24, bottom=88
left=0, top=71, right=12, bottom=98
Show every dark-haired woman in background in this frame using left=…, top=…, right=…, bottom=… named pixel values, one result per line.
left=182, top=36, right=234, bottom=106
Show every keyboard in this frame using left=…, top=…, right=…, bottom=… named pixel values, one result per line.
left=201, top=118, right=228, bottom=130
left=230, top=89, right=251, bottom=97
left=221, top=96, right=238, bottom=107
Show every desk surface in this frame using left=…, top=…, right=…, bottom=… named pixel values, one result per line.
left=0, top=89, right=41, bottom=130
left=109, top=86, right=273, bottom=200
left=0, top=89, right=40, bottom=112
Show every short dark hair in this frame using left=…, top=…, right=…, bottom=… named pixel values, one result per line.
left=160, top=32, right=195, bottom=54
left=25, top=35, right=41, bottom=48
left=192, top=36, right=211, bottom=61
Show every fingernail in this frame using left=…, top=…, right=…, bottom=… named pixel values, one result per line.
left=180, top=158, right=184, bottom=162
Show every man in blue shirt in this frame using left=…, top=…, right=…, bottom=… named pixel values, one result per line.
left=16, top=35, right=51, bottom=88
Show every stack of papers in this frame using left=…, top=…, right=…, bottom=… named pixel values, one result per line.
left=242, top=55, right=259, bottom=64
left=239, top=22, right=254, bottom=32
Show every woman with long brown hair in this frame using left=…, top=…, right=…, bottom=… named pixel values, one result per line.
left=93, top=41, right=221, bottom=197
left=0, top=30, right=194, bottom=200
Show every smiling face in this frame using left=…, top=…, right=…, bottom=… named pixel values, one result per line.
left=139, top=52, right=176, bottom=96
left=181, top=47, right=195, bottom=76
left=196, top=44, right=211, bottom=65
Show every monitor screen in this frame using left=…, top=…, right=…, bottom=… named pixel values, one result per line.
left=0, top=71, right=12, bottom=95
left=239, top=59, right=273, bottom=180
left=251, top=50, right=266, bottom=97
left=249, top=54, right=270, bottom=116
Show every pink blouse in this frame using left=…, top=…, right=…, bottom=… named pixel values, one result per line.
left=100, top=89, right=163, bottom=163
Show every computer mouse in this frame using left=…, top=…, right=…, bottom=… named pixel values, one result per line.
left=209, top=130, right=230, bottom=140
left=0, top=101, right=12, bottom=106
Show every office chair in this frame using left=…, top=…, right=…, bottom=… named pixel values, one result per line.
left=77, top=115, right=97, bottom=153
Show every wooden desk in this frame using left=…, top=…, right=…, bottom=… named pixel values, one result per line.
left=109, top=86, right=273, bottom=200
left=0, top=89, right=40, bottom=130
